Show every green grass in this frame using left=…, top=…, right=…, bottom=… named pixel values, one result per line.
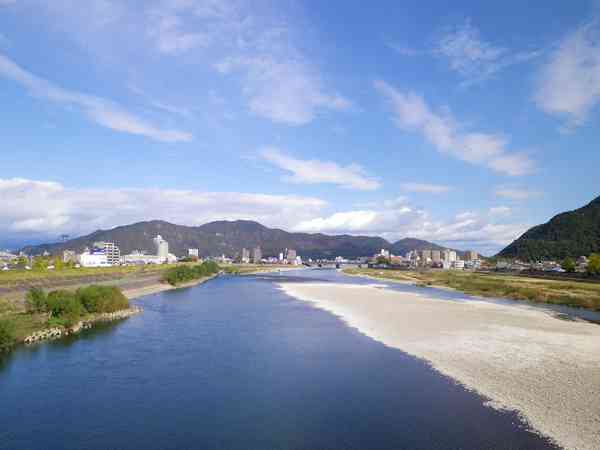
left=343, top=268, right=600, bottom=310
left=0, top=264, right=175, bottom=287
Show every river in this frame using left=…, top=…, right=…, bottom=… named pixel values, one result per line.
left=0, top=269, right=567, bottom=449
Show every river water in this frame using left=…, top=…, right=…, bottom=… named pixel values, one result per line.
left=0, top=269, right=568, bottom=449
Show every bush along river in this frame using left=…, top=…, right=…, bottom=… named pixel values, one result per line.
left=0, top=269, right=569, bottom=450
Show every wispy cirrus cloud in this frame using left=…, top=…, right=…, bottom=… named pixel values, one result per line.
left=260, top=147, right=380, bottom=191
left=375, top=79, right=535, bottom=176
left=535, top=20, right=600, bottom=128
left=0, top=52, right=192, bottom=142
left=216, top=56, right=351, bottom=125
left=435, top=19, right=541, bottom=86
left=495, top=187, right=542, bottom=201
left=400, top=182, right=451, bottom=194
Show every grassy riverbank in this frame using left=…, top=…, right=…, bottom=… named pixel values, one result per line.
left=343, top=268, right=600, bottom=310
left=0, top=285, right=135, bottom=353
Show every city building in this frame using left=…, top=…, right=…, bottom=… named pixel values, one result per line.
left=121, top=251, right=164, bottom=265
left=465, top=250, right=479, bottom=261
left=94, top=242, right=121, bottom=265
left=80, top=248, right=110, bottom=267
left=443, top=249, right=457, bottom=262
left=153, top=235, right=169, bottom=262
left=380, top=249, right=390, bottom=258
left=420, top=249, right=432, bottom=262
left=241, top=248, right=250, bottom=263
left=188, top=248, right=199, bottom=258
left=252, top=246, right=262, bottom=264
left=286, top=248, right=297, bottom=263
left=431, top=250, right=441, bottom=263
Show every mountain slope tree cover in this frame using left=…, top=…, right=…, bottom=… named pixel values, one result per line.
left=498, top=196, right=600, bottom=261
left=21, top=220, right=464, bottom=260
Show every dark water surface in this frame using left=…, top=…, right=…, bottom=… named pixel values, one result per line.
left=1, top=270, right=560, bottom=449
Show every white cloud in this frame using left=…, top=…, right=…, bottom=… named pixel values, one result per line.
left=436, top=19, right=540, bottom=86
left=295, top=198, right=529, bottom=255
left=0, top=52, right=192, bottom=142
left=216, top=56, right=351, bottom=125
left=535, top=21, right=600, bottom=127
left=400, top=182, right=451, bottom=194
left=495, top=187, right=542, bottom=201
left=260, top=147, right=380, bottom=191
left=375, top=79, right=535, bottom=176
left=489, top=206, right=512, bottom=216
left=386, top=41, right=419, bottom=56
left=0, top=178, right=327, bottom=244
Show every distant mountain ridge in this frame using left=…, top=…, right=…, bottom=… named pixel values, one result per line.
left=498, top=195, right=600, bottom=261
left=21, top=220, right=464, bottom=260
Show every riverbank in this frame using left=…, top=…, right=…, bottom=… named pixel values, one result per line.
left=122, top=274, right=218, bottom=299
left=344, top=268, right=600, bottom=310
left=280, top=282, right=600, bottom=450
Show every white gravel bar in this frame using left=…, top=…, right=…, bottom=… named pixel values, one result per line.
left=279, top=282, right=600, bottom=450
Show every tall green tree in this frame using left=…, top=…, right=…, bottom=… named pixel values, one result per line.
left=588, top=254, right=600, bottom=275
left=561, top=257, right=576, bottom=273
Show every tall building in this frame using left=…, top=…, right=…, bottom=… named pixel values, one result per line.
left=252, top=246, right=262, bottom=264
left=420, top=249, right=432, bottom=262
left=286, top=248, right=297, bottom=263
left=241, top=248, right=250, bottom=263
left=153, top=235, right=169, bottom=261
left=93, top=241, right=120, bottom=265
left=188, top=248, right=199, bottom=258
left=443, top=249, right=457, bottom=262
left=431, top=250, right=441, bottom=263
left=465, top=250, right=479, bottom=261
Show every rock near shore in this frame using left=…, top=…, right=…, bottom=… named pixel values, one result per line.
left=23, top=306, right=142, bottom=345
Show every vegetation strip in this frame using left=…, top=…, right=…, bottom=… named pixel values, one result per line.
left=344, top=268, right=600, bottom=310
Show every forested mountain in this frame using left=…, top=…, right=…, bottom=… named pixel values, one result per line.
left=21, top=220, right=460, bottom=260
left=498, top=196, right=600, bottom=261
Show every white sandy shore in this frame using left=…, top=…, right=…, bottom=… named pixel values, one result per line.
left=123, top=275, right=217, bottom=300
left=279, top=282, right=600, bottom=450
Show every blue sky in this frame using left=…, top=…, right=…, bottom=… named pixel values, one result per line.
left=1, top=0, right=600, bottom=254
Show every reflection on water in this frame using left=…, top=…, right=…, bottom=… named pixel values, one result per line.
left=0, top=270, right=559, bottom=449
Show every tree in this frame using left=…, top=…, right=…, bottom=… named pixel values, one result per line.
left=0, top=319, right=16, bottom=353
left=53, top=257, right=64, bottom=271
left=32, top=257, right=48, bottom=272
left=26, top=288, right=48, bottom=314
left=588, top=254, right=600, bottom=276
left=561, top=257, right=576, bottom=273
left=375, top=255, right=390, bottom=265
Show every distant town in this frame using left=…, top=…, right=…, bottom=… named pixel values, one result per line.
left=0, top=233, right=593, bottom=276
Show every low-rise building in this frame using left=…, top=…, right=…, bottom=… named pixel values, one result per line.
left=121, top=251, right=164, bottom=265
left=188, top=248, right=199, bottom=258
left=80, top=249, right=110, bottom=267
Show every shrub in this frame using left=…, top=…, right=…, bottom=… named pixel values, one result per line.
left=25, top=288, right=48, bottom=314
left=77, top=286, right=128, bottom=313
left=0, top=318, right=16, bottom=353
left=46, top=290, right=85, bottom=327
left=162, top=262, right=220, bottom=286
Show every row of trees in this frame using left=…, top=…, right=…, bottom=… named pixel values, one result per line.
left=26, top=285, right=130, bottom=327
left=162, top=261, right=220, bottom=286
left=561, top=254, right=600, bottom=275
